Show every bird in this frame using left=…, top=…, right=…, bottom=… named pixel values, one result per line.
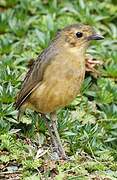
left=15, top=24, right=104, bottom=160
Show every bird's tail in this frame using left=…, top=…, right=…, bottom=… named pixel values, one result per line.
left=17, top=108, right=24, bottom=121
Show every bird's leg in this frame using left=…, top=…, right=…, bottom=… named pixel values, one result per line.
left=41, top=114, right=60, bottom=154
left=50, top=112, right=67, bottom=160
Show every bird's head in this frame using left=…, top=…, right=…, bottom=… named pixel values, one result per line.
left=57, top=24, right=104, bottom=50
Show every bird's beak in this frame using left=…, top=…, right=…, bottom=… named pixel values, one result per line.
left=87, top=34, right=104, bottom=41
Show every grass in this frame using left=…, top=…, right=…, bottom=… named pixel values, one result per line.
left=0, top=0, right=117, bottom=179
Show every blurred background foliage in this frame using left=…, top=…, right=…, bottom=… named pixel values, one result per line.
left=0, top=0, right=117, bottom=179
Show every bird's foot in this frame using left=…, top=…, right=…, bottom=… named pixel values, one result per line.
left=85, top=54, right=102, bottom=75
left=51, top=135, right=68, bottom=160
left=41, top=113, right=68, bottom=160
left=51, top=150, right=69, bottom=161
left=50, top=151, right=69, bottom=161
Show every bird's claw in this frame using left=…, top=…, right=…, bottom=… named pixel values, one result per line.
left=85, top=54, right=103, bottom=76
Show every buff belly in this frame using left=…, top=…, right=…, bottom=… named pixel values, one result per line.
left=28, top=56, right=85, bottom=113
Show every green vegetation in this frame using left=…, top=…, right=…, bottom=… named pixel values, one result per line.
left=0, top=0, right=117, bottom=179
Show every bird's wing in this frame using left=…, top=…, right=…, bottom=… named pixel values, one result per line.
left=15, top=45, right=59, bottom=109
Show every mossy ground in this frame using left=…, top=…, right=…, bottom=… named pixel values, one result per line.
left=0, top=0, right=117, bottom=179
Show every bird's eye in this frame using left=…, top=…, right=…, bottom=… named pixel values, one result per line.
left=76, top=32, right=83, bottom=38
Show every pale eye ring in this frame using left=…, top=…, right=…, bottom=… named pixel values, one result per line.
left=76, top=32, right=83, bottom=38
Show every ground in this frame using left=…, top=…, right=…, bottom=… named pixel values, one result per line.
left=0, top=0, right=117, bottom=179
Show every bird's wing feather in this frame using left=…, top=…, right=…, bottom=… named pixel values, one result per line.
left=15, top=45, right=59, bottom=109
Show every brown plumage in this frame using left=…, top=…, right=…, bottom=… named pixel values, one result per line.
left=15, top=24, right=104, bottom=159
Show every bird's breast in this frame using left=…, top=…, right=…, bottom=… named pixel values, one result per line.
left=29, top=52, right=85, bottom=113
